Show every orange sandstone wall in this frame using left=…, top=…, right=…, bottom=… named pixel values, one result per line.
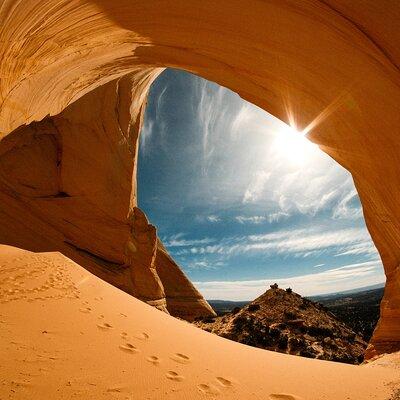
left=0, top=72, right=215, bottom=320
left=0, top=0, right=399, bottom=354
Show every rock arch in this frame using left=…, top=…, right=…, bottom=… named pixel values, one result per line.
left=0, top=0, right=399, bottom=357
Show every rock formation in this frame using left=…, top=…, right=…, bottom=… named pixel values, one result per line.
left=0, top=71, right=214, bottom=321
left=0, top=0, right=400, bottom=355
left=195, top=288, right=367, bottom=364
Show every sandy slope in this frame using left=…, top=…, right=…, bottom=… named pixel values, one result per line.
left=0, top=245, right=398, bottom=400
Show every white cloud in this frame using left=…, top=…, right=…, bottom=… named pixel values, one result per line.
left=139, top=119, right=154, bottom=154
left=186, top=259, right=226, bottom=270
left=334, top=242, right=378, bottom=257
left=235, top=215, right=267, bottom=224
left=165, top=237, right=216, bottom=247
left=267, top=211, right=290, bottom=223
left=243, top=171, right=271, bottom=203
left=186, top=261, right=216, bottom=270
left=234, top=212, right=289, bottom=225
left=194, top=260, right=385, bottom=300
left=230, top=104, right=253, bottom=138
left=173, top=227, right=379, bottom=259
left=139, top=84, right=168, bottom=154
left=195, top=215, right=221, bottom=223
left=332, top=189, right=363, bottom=220
left=156, top=86, right=168, bottom=111
left=196, top=81, right=230, bottom=173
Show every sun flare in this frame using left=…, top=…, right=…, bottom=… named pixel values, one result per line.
left=272, top=125, right=319, bottom=166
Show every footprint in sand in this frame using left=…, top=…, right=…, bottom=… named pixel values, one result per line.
left=121, top=332, right=128, bottom=338
left=170, top=353, right=190, bottom=364
left=216, top=377, right=233, bottom=387
left=119, top=343, right=140, bottom=354
left=97, top=322, right=113, bottom=330
left=106, top=386, right=127, bottom=393
left=79, top=307, right=91, bottom=313
left=134, top=332, right=149, bottom=340
left=166, top=371, right=184, bottom=382
left=269, top=395, right=303, bottom=400
left=146, top=356, right=160, bottom=366
left=197, top=383, right=221, bottom=395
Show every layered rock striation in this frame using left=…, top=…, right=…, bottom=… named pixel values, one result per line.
left=0, top=72, right=215, bottom=321
left=0, top=0, right=400, bottom=354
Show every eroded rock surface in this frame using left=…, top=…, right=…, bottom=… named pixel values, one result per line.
left=0, top=72, right=214, bottom=321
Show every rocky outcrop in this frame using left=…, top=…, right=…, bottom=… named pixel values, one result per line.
left=0, top=0, right=399, bottom=353
left=195, top=288, right=367, bottom=364
left=127, top=208, right=167, bottom=312
left=155, top=240, right=215, bottom=320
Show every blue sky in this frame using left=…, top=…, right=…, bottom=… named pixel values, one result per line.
left=138, top=69, right=385, bottom=300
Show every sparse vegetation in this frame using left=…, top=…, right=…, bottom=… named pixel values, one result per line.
left=195, top=287, right=368, bottom=364
left=311, top=287, right=383, bottom=341
left=247, top=304, right=260, bottom=312
left=270, top=283, right=279, bottom=289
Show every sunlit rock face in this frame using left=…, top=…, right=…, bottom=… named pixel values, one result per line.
left=0, top=0, right=399, bottom=354
left=0, top=72, right=215, bottom=321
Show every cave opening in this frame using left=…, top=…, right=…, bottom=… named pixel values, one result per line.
left=1, top=3, right=400, bottom=397
left=137, top=68, right=386, bottom=363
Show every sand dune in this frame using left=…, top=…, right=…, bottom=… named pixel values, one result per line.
left=1, top=0, right=400, bottom=357
left=0, top=245, right=399, bottom=399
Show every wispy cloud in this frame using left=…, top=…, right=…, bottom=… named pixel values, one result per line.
left=235, top=215, right=267, bottom=224
left=171, top=227, right=378, bottom=259
left=139, top=119, right=154, bottom=154
left=186, top=259, right=226, bottom=271
left=194, top=260, right=385, bottom=300
left=195, top=214, right=221, bottom=223
left=140, top=84, right=168, bottom=155
left=233, top=212, right=290, bottom=225
left=332, top=189, right=363, bottom=220
left=196, top=81, right=229, bottom=173
left=186, top=261, right=216, bottom=270
left=165, top=237, right=216, bottom=247
left=243, top=171, right=271, bottom=203
left=268, top=211, right=290, bottom=223
left=156, top=86, right=168, bottom=111
left=334, top=242, right=378, bottom=257
left=230, top=104, right=253, bottom=138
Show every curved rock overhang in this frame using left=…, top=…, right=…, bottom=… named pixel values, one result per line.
left=0, top=0, right=399, bottom=357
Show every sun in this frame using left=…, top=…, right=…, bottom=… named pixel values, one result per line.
left=272, top=124, right=319, bottom=166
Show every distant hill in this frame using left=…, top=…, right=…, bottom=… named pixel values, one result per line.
left=312, top=287, right=384, bottom=341
left=207, top=300, right=249, bottom=315
left=208, top=283, right=385, bottom=313
left=309, top=282, right=384, bottom=301
left=197, top=287, right=367, bottom=364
